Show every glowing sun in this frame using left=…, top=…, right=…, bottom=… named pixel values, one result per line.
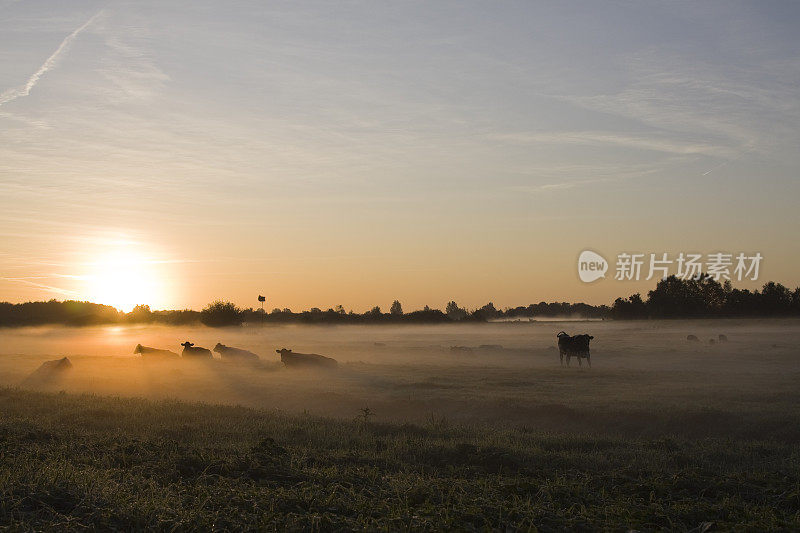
left=86, top=249, right=162, bottom=312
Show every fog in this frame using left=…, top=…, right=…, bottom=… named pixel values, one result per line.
left=2, top=320, right=800, bottom=428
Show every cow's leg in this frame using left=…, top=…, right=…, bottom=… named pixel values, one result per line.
left=559, top=351, right=564, bottom=366
left=566, top=354, right=571, bottom=367
left=578, top=356, right=582, bottom=368
left=587, top=353, right=591, bottom=368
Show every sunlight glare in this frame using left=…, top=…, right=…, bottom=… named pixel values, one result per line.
left=86, top=248, right=163, bottom=312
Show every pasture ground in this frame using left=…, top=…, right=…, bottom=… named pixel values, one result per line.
left=1, top=319, right=799, bottom=530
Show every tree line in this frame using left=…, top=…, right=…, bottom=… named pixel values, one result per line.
left=611, top=275, right=800, bottom=319
left=0, top=299, right=606, bottom=327
left=0, top=275, right=798, bottom=327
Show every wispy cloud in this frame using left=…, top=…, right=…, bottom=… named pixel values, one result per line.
left=0, top=276, right=78, bottom=296
left=0, top=10, right=102, bottom=108
left=490, top=131, right=726, bottom=157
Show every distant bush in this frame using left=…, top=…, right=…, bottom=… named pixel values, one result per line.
left=200, top=300, right=243, bottom=327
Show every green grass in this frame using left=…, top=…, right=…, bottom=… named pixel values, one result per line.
left=1, top=388, right=799, bottom=531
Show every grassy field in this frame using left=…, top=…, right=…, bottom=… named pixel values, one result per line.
left=1, top=320, right=800, bottom=530
left=1, top=388, right=799, bottom=531
left=0, top=389, right=800, bottom=531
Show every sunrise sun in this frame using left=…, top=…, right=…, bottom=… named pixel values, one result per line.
left=86, top=249, right=161, bottom=312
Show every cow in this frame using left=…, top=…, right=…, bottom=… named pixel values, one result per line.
left=180, top=342, right=213, bottom=359
left=276, top=348, right=337, bottom=369
left=21, top=357, right=72, bottom=387
left=450, top=345, right=474, bottom=354
left=687, top=335, right=700, bottom=342
left=557, top=331, right=571, bottom=365
left=134, top=344, right=178, bottom=358
left=213, top=343, right=260, bottom=362
left=718, top=334, right=728, bottom=342
left=556, top=331, right=594, bottom=367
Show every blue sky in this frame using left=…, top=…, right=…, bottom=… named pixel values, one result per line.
left=1, top=1, right=799, bottom=311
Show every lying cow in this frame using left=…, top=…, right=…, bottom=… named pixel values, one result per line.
left=180, top=341, right=213, bottom=359
left=134, top=344, right=178, bottom=358
left=21, top=357, right=72, bottom=387
left=556, top=331, right=594, bottom=367
left=214, top=343, right=260, bottom=362
left=687, top=335, right=700, bottom=342
left=276, top=348, right=337, bottom=369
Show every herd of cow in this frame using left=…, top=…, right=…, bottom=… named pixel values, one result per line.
left=134, top=342, right=339, bottom=368
left=132, top=330, right=737, bottom=369
left=132, top=333, right=598, bottom=369
left=687, top=334, right=728, bottom=345
left=24, top=330, right=743, bottom=389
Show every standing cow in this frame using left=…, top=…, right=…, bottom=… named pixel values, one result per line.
left=556, top=331, right=594, bottom=367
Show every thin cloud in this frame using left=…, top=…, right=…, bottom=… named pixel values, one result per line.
left=0, top=10, right=102, bottom=108
left=491, top=131, right=727, bottom=157
left=0, top=276, right=78, bottom=296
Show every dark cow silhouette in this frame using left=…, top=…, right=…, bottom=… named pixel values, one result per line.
left=687, top=335, right=700, bottom=342
left=214, top=343, right=259, bottom=362
left=450, top=345, right=474, bottom=354
left=276, top=348, right=337, bottom=369
left=134, top=344, right=178, bottom=358
left=718, top=334, right=728, bottom=342
left=556, top=331, right=594, bottom=367
left=22, top=357, right=72, bottom=387
left=180, top=342, right=212, bottom=359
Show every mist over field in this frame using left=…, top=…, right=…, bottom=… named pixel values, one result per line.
left=4, top=320, right=800, bottom=432
left=3, top=0, right=800, bottom=527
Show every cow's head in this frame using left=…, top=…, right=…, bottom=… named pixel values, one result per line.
left=181, top=342, right=194, bottom=348
left=276, top=348, right=292, bottom=355
left=214, top=343, right=225, bottom=351
left=133, top=344, right=143, bottom=354
left=556, top=331, right=569, bottom=338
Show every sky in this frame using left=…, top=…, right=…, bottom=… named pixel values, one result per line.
left=1, top=0, right=799, bottom=312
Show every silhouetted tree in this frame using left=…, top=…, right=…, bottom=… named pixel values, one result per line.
left=446, top=301, right=467, bottom=321
left=127, top=304, right=152, bottom=323
left=472, top=302, right=499, bottom=321
left=390, top=300, right=403, bottom=316
left=200, top=300, right=243, bottom=327
left=759, top=281, right=793, bottom=315
left=612, top=293, right=647, bottom=319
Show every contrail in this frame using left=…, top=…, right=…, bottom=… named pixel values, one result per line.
left=702, top=160, right=729, bottom=176
left=0, top=11, right=101, bottom=108
left=701, top=147, right=755, bottom=176
left=1, top=277, right=77, bottom=296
